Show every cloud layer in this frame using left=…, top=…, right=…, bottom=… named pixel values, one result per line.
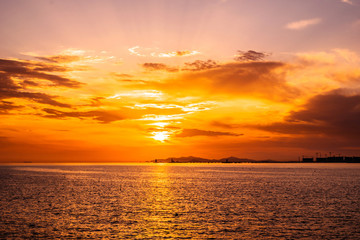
left=286, top=18, right=321, bottom=30
left=254, top=90, right=360, bottom=141
left=176, top=128, right=242, bottom=137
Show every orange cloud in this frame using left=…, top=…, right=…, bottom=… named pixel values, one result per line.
left=41, top=104, right=186, bottom=123
left=1, top=49, right=360, bottom=162
left=176, top=128, right=242, bottom=137
left=42, top=108, right=127, bottom=123
left=0, top=101, right=22, bottom=114
left=155, top=61, right=299, bottom=101
left=36, top=55, right=82, bottom=63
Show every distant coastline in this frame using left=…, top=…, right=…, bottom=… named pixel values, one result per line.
left=152, top=156, right=297, bottom=164
left=301, top=155, right=360, bottom=163
left=152, top=155, right=360, bottom=163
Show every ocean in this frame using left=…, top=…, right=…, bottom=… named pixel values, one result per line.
left=0, top=163, right=359, bottom=239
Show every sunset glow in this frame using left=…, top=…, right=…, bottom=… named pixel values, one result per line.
left=1, top=0, right=360, bottom=162
left=151, top=131, right=171, bottom=142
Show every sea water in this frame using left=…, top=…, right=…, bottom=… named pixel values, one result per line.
left=0, top=163, right=359, bottom=239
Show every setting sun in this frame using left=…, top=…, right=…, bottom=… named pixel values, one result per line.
left=151, top=131, right=171, bottom=142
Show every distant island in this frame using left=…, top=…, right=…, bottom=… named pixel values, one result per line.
left=152, top=156, right=296, bottom=163
left=152, top=155, right=360, bottom=163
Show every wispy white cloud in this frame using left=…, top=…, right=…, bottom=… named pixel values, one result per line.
left=152, top=50, right=200, bottom=58
left=128, top=46, right=200, bottom=58
left=286, top=18, right=322, bottom=30
left=128, top=46, right=146, bottom=57
left=107, top=90, right=164, bottom=100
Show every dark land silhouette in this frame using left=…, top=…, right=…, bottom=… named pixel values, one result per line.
left=302, top=155, right=360, bottom=163
left=152, top=156, right=294, bottom=163
left=152, top=155, right=360, bottom=163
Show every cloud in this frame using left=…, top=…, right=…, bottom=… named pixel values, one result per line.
left=0, top=56, right=92, bottom=109
left=21, top=80, right=40, bottom=87
left=0, top=72, right=71, bottom=108
left=112, top=73, right=133, bottom=78
left=286, top=18, right=321, bottom=30
left=234, top=50, right=270, bottom=62
left=155, top=50, right=200, bottom=58
left=176, top=128, right=243, bottom=137
left=142, top=60, right=219, bottom=72
left=182, top=60, right=219, bottom=71
left=42, top=105, right=185, bottom=123
left=142, top=63, right=178, bottom=72
left=254, top=89, right=360, bottom=138
left=30, top=49, right=118, bottom=65
left=128, top=46, right=146, bottom=57
left=110, top=73, right=149, bottom=84
left=156, top=61, right=298, bottom=101
left=2, top=91, right=71, bottom=108
left=128, top=46, right=200, bottom=58
left=42, top=108, right=126, bottom=123
left=0, top=101, right=22, bottom=114
left=36, top=55, right=81, bottom=63
left=0, top=58, right=83, bottom=88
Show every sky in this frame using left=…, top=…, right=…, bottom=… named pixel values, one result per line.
left=1, top=0, right=360, bottom=162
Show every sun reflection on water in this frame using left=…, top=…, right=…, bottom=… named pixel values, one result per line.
left=144, top=165, right=180, bottom=237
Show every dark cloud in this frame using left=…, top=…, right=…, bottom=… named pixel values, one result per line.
left=182, top=60, right=219, bottom=71
left=211, top=120, right=241, bottom=129
left=42, top=108, right=126, bottom=123
left=0, top=90, right=71, bottom=108
left=255, top=90, right=360, bottom=138
left=0, top=101, right=22, bottom=114
left=32, top=65, right=68, bottom=72
left=0, top=72, right=71, bottom=108
left=41, top=106, right=185, bottom=123
left=0, top=58, right=83, bottom=88
left=235, top=50, right=270, bottom=62
left=176, top=128, right=242, bottom=137
left=0, top=57, right=84, bottom=108
left=21, top=80, right=40, bottom=87
left=142, top=63, right=178, bottom=72
left=36, top=55, right=81, bottom=63
left=0, top=72, right=18, bottom=90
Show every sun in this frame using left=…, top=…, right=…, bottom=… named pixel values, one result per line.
left=151, top=131, right=171, bottom=142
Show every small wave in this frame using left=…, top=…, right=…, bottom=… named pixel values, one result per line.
left=12, top=167, right=100, bottom=174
